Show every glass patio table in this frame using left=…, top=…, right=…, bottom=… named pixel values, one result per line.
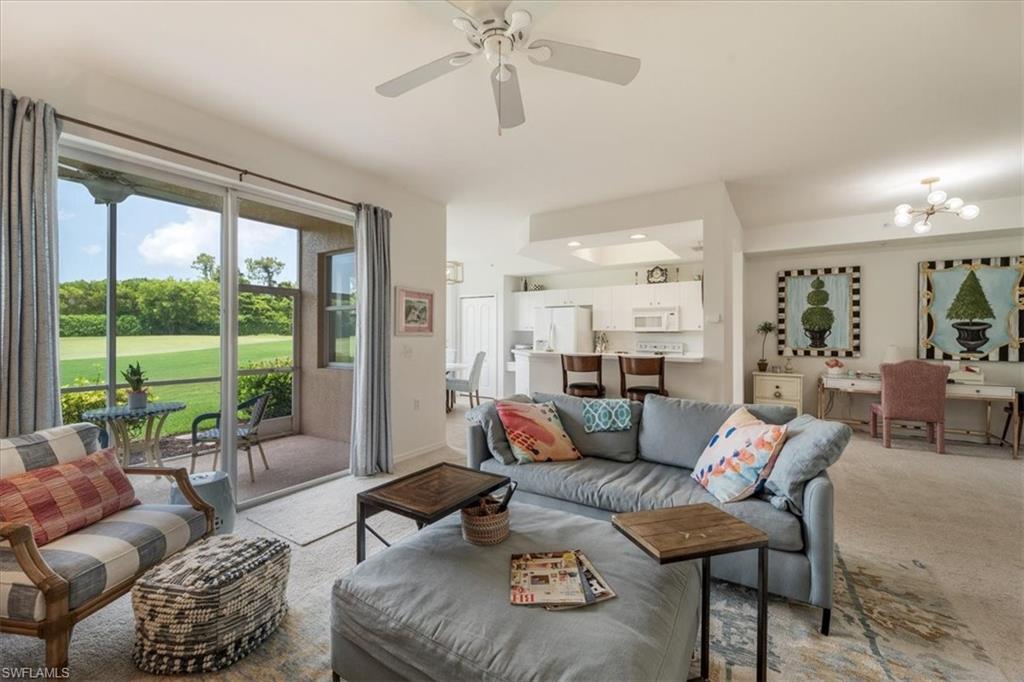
left=82, top=402, right=186, bottom=468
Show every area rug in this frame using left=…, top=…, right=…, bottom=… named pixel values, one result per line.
left=1, top=517, right=1002, bottom=681
left=694, top=545, right=1002, bottom=681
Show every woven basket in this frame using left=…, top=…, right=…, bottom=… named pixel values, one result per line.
left=461, top=498, right=510, bottom=545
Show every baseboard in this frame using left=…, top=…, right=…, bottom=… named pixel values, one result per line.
left=394, top=441, right=448, bottom=462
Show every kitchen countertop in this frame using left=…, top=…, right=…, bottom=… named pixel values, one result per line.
left=512, top=349, right=703, bottom=364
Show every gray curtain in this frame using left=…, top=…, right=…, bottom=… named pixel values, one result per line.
left=1, top=89, right=63, bottom=437
left=350, top=204, right=392, bottom=476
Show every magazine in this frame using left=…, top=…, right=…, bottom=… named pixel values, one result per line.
left=509, top=549, right=616, bottom=609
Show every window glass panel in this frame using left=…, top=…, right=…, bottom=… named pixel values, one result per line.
left=57, top=176, right=109, bottom=392
left=328, top=252, right=356, bottom=307
left=328, top=308, right=356, bottom=365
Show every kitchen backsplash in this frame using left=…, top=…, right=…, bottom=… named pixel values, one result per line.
left=602, top=330, right=703, bottom=355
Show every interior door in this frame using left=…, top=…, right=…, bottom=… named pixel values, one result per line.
left=459, top=295, right=498, bottom=398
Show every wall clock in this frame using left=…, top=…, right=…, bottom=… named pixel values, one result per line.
left=646, top=265, right=669, bottom=284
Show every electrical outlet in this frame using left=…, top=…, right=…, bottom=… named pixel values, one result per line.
left=413, top=399, right=420, bottom=411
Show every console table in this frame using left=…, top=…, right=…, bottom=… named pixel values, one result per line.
left=816, top=374, right=1019, bottom=458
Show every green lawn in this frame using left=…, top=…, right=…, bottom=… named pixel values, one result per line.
left=59, top=335, right=293, bottom=436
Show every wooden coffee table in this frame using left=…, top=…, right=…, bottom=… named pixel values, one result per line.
left=612, top=504, right=769, bottom=682
left=355, top=462, right=509, bottom=563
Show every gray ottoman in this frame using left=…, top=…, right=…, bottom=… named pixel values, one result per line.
left=331, top=503, right=700, bottom=681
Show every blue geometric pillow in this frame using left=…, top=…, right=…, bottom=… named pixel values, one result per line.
left=581, top=399, right=633, bottom=434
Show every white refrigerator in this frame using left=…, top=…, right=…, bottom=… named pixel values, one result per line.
left=534, top=306, right=594, bottom=353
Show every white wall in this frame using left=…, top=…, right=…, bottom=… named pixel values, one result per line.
left=744, top=233, right=1024, bottom=430
left=2, top=68, right=448, bottom=459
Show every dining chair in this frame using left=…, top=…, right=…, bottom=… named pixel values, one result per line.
left=561, top=354, right=605, bottom=398
left=191, top=392, right=272, bottom=482
left=618, top=355, right=667, bottom=402
left=1000, top=390, right=1023, bottom=448
left=447, top=351, right=486, bottom=408
left=870, top=360, right=950, bottom=453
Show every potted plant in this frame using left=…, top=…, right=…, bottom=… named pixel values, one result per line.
left=121, top=362, right=148, bottom=410
left=946, top=269, right=995, bottom=352
left=755, top=321, right=775, bottom=372
left=801, top=276, right=835, bottom=348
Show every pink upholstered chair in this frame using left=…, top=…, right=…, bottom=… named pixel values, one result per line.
left=870, top=360, right=951, bottom=453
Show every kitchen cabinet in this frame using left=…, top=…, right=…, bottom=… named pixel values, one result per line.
left=678, top=281, right=704, bottom=331
left=631, top=283, right=680, bottom=308
left=592, top=287, right=612, bottom=330
left=544, top=288, right=593, bottom=306
left=513, top=291, right=543, bottom=331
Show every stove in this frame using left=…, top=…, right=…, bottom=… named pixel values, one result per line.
left=634, top=341, right=685, bottom=356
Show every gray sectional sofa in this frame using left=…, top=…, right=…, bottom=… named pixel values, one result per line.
left=467, top=393, right=851, bottom=634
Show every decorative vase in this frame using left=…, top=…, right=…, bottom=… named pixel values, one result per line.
left=950, top=321, right=991, bottom=352
left=757, top=359, right=769, bottom=372
left=128, top=391, right=148, bottom=410
left=804, top=328, right=831, bottom=348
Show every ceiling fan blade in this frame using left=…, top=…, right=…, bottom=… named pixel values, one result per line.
left=376, top=52, right=475, bottom=97
left=449, top=0, right=510, bottom=23
left=528, top=39, right=641, bottom=85
left=491, top=65, right=525, bottom=129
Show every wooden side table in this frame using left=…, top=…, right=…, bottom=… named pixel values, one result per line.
left=355, top=462, right=509, bottom=563
left=612, top=504, right=770, bottom=682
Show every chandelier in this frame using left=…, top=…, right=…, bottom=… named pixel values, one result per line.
left=893, top=177, right=980, bottom=234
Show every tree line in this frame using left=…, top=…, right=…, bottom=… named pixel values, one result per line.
left=60, top=254, right=293, bottom=337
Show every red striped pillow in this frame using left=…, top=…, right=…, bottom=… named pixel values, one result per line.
left=0, top=447, right=139, bottom=546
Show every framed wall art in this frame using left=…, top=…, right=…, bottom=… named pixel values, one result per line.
left=395, top=286, right=434, bottom=336
left=918, top=256, right=1023, bottom=362
left=777, top=266, right=861, bottom=357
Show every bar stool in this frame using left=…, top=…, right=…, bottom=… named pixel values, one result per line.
left=562, top=354, right=605, bottom=398
left=618, top=356, right=668, bottom=402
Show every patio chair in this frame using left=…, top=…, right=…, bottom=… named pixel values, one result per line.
left=191, top=393, right=272, bottom=483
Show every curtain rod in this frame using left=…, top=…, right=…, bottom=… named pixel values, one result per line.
left=56, top=114, right=359, bottom=209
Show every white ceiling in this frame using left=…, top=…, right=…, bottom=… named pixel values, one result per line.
left=2, top=1, right=1020, bottom=242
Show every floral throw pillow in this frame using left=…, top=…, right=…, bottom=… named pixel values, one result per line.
left=495, top=400, right=582, bottom=464
left=691, top=407, right=788, bottom=503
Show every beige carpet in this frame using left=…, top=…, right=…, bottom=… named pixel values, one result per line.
left=2, top=423, right=1020, bottom=680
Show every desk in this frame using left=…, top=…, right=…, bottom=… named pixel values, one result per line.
left=817, top=375, right=1019, bottom=458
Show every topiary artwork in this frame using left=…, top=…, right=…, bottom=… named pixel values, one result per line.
left=945, top=270, right=994, bottom=323
left=801, top=277, right=835, bottom=332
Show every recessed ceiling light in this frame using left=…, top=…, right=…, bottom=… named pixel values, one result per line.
left=567, top=241, right=582, bottom=247
left=629, top=233, right=647, bottom=240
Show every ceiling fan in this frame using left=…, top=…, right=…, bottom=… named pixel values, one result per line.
left=375, top=0, right=642, bottom=131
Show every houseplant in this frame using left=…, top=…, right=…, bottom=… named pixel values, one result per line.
left=801, top=277, right=835, bottom=348
left=121, top=362, right=149, bottom=410
left=945, top=269, right=995, bottom=352
left=755, top=321, right=775, bottom=372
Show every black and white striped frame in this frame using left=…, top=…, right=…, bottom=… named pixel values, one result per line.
left=918, top=256, right=1023, bottom=363
left=777, top=266, right=861, bottom=357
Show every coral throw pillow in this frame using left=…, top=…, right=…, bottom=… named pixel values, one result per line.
left=0, top=447, right=139, bottom=546
left=495, top=400, right=582, bottom=464
left=691, top=408, right=788, bottom=503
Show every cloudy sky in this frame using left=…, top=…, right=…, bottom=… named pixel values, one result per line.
left=58, top=179, right=298, bottom=283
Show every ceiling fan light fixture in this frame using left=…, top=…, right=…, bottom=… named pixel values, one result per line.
left=893, top=213, right=912, bottom=227
left=945, top=197, right=964, bottom=211
left=913, top=220, right=932, bottom=234
left=894, top=203, right=912, bottom=215
left=452, top=17, right=476, bottom=34
left=926, top=189, right=947, bottom=206
left=892, top=177, right=978, bottom=235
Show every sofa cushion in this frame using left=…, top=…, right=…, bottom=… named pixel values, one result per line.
left=639, top=395, right=796, bottom=469
left=0, top=422, right=102, bottom=475
left=0, top=448, right=139, bottom=546
left=0, top=504, right=207, bottom=621
left=496, top=401, right=581, bottom=463
left=691, top=408, right=788, bottom=503
left=533, top=393, right=642, bottom=463
left=765, top=415, right=851, bottom=514
left=480, top=457, right=803, bottom=551
left=466, top=395, right=532, bottom=465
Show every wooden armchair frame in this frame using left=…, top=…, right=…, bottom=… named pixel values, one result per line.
left=0, top=467, right=214, bottom=671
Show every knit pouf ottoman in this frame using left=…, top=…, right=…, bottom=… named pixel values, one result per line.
left=132, top=535, right=290, bottom=674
